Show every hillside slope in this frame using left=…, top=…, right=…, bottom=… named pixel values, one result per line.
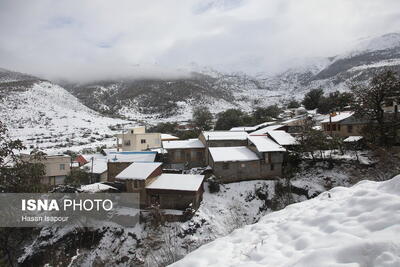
left=0, top=69, right=129, bottom=152
left=171, top=175, right=400, bottom=267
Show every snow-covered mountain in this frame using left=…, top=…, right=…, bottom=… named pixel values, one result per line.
left=60, top=71, right=286, bottom=124
left=264, top=32, right=400, bottom=96
left=171, top=175, right=400, bottom=267
left=0, top=68, right=130, bottom=152
left=57, top=32, right=400, bottom=123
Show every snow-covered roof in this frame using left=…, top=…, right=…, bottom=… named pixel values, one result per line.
left=344, top=136, right=364, bottom=143
left=250, top=125, right=284, bottom=135
left=115, top=162, right=162, bottom=180
left=202, top=131, right=248, bottom=141
left=281, top=116, right=306, bottom=125
left=248, top=136, right=286, bottom=152
left=267, top=130, right=299, bottom=146
left=208, top=146, right=260, bottom=162
left=162, top=139, right=205, bottom=149
left=106, top=152, right=156, bottom=162
left=230, top=126, right=258, bottom=132
left=80, top=183, right=117, bottom=193
left=81, top=159, right=108, bottom=174
left=229, top=122, right=276, bottom=132
left=161, top=133, right=179, bottom=140
left=321, top=112, right=354, bottom=123
left=146, top=173, right=204, bottom=191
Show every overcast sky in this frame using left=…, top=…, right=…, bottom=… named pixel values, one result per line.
left=1, top=0, right=400, bottom=82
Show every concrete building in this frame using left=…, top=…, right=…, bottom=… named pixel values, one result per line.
left=116, top=126, right=161, bottom=151
left=21, top=153, right=71, bottom=186
left=162, top=139, right=205, bottom=169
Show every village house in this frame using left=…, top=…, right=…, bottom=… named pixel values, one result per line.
left=281, top=115, right=311, bottom=134
left=207, top=134, right=286, bottom=183
left=321, top=112, right=367, bottom=138
left=106, top=151, right=158, bottom=182
left=80, top=150, right=158, bottom=182
left=208, top=146, right=261, bottom=183
left=162, top=139, right=205, bottom=169
left=145, top=173, right=204, bottom=211
left=115, top=162, right=163, bottom=207
left=81, top=160, right=108, bottom=183
left=116, top=126, right=161, bottom=151
left=247, top=135, right=286, bottom=175
left=113, top=161, right=205, bottom=211
left=21, top=153, right=71, bottom=186
left=383, top=98, right=399, bottom=113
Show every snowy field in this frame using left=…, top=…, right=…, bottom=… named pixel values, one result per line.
left=171, top=175, right=400, bottom=267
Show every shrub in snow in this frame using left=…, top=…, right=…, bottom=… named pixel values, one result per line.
left=207, top=178, right=220, bottom=193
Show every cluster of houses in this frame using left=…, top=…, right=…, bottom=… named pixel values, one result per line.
left=21, top=103, right=399, bottom=216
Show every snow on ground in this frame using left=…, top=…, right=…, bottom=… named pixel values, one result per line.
left=171, top=175, right=400, bottom=267
left=0, top=81, right=133, bottom=153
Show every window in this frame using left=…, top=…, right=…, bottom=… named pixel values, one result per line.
left=338, top=124, right=341, bottom=131
left=332, top=124, right=336, bottom=131
left=141, top=139, right=146, bottom=144
left=347, top=125, right=353, bottom=133
left=133, top=180, right=138, bottom=188
left=270, top=164, right=275, bottom=171
left=124, top=140, right=131, bottom=146
left=59, top=164, right=65, bottom=170
left=131, top=130, right=134, bottom=134
left=222, top=162, right=229, bottom=169
left=326, top=124, right=331, bottom=131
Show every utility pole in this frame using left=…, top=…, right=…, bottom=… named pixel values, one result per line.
left=90, top=157, right=94, bottom=184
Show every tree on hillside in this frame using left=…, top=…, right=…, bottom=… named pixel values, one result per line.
left=302, top=88, right=324, bottom=110
left=147, top=122, right=179, bottom=134
left=192, top=106, right=213, bottom=132
left=287, top=99, right=300, bottom=109
left=252, top=105, right=282, bottom=124
left=351, top=70, right=400, bottom=146
left=0, top=121, right=45, bottom=193
left=317, top=91, right=354, bottom=114
left=0, top=121, right=46, bottom=266
left=214, top=109, right=253, bottom=130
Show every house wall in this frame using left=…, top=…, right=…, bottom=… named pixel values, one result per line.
left=21, top=155, right=71, bottom=186
left=322, top=122, right=365, bottom=137
left=107, top=162, right=132, bottom=182
left=209, top=150, right=283, bottom=183
left=146, top=187, right=204, bottom=210
left=165, top=148, right=205, bottom=169
left=115, top=166, right=162, bottom=208
left=199, top=133, right=247, bottom=148
left=117, top=130, right=162, bottom=151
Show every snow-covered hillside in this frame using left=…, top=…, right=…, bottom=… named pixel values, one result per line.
left=0, top=78, right=131, bottom=152
left=171, top=175, right=400, bottom=267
